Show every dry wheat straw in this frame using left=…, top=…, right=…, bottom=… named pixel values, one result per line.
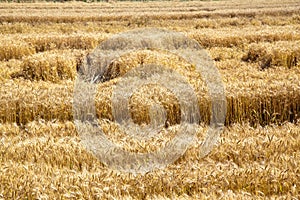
left=20, top=51, right=78, bottom=82
left=242, top=41, right=300, bottom=69
left=1, top=122, right=299, bottom=198
left=0, top=0, right=300, bottom=198
left=0, top=40, right=35, bottom=61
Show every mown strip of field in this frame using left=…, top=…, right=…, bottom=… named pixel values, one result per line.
left=1, top=0, right=300, bottom=199
left=1, top=121, right=299, bottom=198
left=0, top=34, right=299, bottom=126
left=0, top=58, right=299, bottom=126
left=1, top=8, right=300, bottom=24
left=0, top=0, right=300, bottom=24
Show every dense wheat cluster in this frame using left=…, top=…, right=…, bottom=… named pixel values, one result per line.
left=0, top=0, right=300, bottom=199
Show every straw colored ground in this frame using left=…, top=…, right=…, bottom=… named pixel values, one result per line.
left=0, top=0, right=300, bottom=199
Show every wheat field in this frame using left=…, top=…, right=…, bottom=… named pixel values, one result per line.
left=0, top=0, right=300, bottom=199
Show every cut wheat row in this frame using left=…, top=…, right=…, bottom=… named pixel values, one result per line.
left=1, top=15, right=300, bottom=35
left=1, top=4, right=299, bottom=24
left=0, top=33, right=108, bottom=61
left=0, top=49, right=299, bottom=125
left=1, top=44, right=299, bottom=78
left=1, top=121, right=299, bottom=198
left=0, top=57, right=299, bottom=126
left=1, top=0, right=298, bottom=11
left=242, top=40, right=300, bottom=69
left=1, top=25, right=300, bottom=62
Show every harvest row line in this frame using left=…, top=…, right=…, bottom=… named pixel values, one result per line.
left=1, top=42, right=299, bottom=84
left=2, top=3, right=299, bottom=16
left=1, top=26, right=299, bottom=61
left=0, top=33, right=107, bottom=61
left=1, top=121, right=299, bottom=198
left=242, top=41, right=300, bottom=69
left=1, top=42, right=299, bottom=80
left=1, top=0, right=298, bottom=10
left=1, top=6, right=299, bottom=23
left=1, top=15, right=299, bottom=35
left=0, top=72, right=299, bottom=126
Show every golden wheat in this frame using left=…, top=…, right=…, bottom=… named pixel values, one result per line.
left=22, top=33, right=107, bottom=52
left=189, top=25, right=300, bottom=48
left=0, top=0, right=300, bottom=199
left=0, top=53, right=299, bottom=126
left=0, top=39, right=35, bottom=61
left=242, top=41, right=300, bottom=69
left=19, top=50, right=79, bottom=82
left=1, top=121, right=299, bottom=198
